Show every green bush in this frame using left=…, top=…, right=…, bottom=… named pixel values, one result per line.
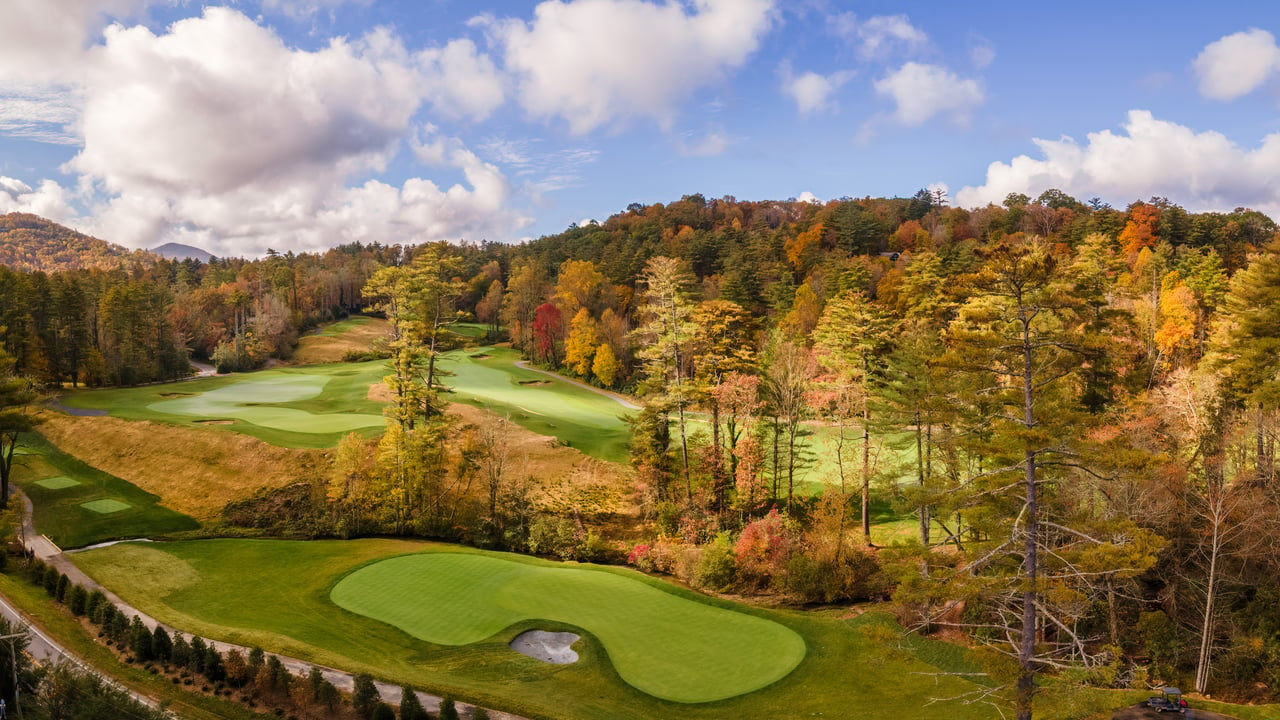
left=693, top=534, right=737, bottom=591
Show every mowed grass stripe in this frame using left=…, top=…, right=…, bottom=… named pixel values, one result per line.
left=331, top=553, right=806, bottom=703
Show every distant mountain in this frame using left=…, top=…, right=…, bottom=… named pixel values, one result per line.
left=151, top=242, right=215, bottom=262
left=0, top=212, right=151, bottom=272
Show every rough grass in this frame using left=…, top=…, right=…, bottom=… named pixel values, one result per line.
left=72, top=537, right=1059, bottom=720
left=330, top=552, right=805, bottom=702
left=442, top=347, right=633, bottom=463
left=36, top=412, right=326, bottom=520
left=58, top=361, right=388, bottom=448
left=292, top=315, right=390, bottom=365
left=11, top=433, right=199, bottom=548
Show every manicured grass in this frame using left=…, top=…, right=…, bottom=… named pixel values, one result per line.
left=35, top=476, right=79, bottom=490
left=331, top=553, right=805, bottom=702
left=67, top=537, right=1176, bottom=720
left=11, top=434, right=199, bottom=548
left=441, top=347, right=633, bottom=462
left=80, top=499, right=132, bottom=514
left=0, top=573, right=262, bottom=720
left=60, top=361, right=389, bottom=448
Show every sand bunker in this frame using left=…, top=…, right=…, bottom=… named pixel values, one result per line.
left=510, top=630, right=580, bottom=664
left=197, top=419, right=235, bottom=425
left=517, top=380, right=552, bottom=386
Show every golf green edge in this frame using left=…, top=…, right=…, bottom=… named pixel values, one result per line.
left=329, top=552, right=807, bottom=703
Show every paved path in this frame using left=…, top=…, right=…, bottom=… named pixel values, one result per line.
left=14, top=493, right=524, bottom=720
left=1112, top=703, right=1239, bottom=719
left=513, top=360, right=641, bottom=410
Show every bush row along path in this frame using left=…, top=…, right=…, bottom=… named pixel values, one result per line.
left=14, top=493, right=527, bottom=720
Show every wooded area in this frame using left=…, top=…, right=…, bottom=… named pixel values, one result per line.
left=3, top=188, right=1280, bottom=716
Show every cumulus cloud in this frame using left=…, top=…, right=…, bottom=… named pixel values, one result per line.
left=780, top=63, right=854, bottom=116
left=0, top=0, right=144, bottom=84
left=0, top=176, right=77, bottom=221
left=0, top=6, right=531, bottom=256
left=874, top=62, right=983, bottom=126
left=955, top=110, right=1280, bottom=217
left=1193, top=28, right=1280, bottom=101
left=71, top=8, right=421, bottom=197
left=489, top=0, right=775, bottom=134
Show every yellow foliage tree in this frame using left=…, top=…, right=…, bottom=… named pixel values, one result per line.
left=564, top=307, right=600, bottom=378
left=592, top=342, right=621, bottom=387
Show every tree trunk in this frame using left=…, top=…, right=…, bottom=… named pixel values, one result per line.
left=1016, top=311, right=1039, bottom=720
left=1195, top=493, right=1224, bottom=694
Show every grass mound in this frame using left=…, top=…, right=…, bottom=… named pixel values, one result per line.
left=292, top=316, right=390, bottom=365
left=332, top=553, right=805, bottom=703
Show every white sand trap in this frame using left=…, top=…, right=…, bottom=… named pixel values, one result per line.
left=510, top=630, right=580, bottom=664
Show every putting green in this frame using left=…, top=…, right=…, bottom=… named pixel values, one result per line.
left=35, top=476, right=79, bottom=490
left=147, top=373, right=384, bottom=434
left=81, top=499, right=132, bottom=514
left=331, top=553, right=806, bottom=702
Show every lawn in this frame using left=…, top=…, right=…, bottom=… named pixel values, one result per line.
left=330, top=553, right=805, bottom=702
left=71, top=537, right=1164, bottom=720
left=11, top=433, right=199, bottom=548
left=59, top=361, right=389, bottom=448
left=440, top=347, right=634, bottom=462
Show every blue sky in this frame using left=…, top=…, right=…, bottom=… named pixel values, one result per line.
left=1, top=0, right=1279, bottom=256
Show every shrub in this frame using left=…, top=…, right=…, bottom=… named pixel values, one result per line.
left=693, top=533, right=737, bottom=591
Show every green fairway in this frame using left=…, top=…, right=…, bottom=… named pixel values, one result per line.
left=60, top=361, right=390, bottom=448
left=441, top=347, right=633, bottom=462
left=75, top=538, right=1069, bottom=720
left=331, top=553, right=804, bottom=702
left=12, top=434, right=199, bottom=548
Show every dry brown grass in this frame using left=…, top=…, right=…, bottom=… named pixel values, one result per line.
left=446, top=403, right=637, bottom=520
left=291, top=317, right=391, bottom=365
left=37, top=411, right=328, bottom=521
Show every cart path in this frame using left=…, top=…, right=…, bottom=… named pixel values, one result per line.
left=513, top=360, right=641, bottom=410
left=15, top=493, right=524, bottom=720
left=1112, top=702, right=1240, bottom=719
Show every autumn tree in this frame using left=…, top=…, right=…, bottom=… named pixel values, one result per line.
left=633, top=257, right=698, bottom=500
left=564, top=308, right=600, bottom=378
left=813, top=290, right=892, bottom=541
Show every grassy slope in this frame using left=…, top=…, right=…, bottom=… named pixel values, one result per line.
left=330, top=553, right=804, bottom=703
left=440, top=347, right=633, bottom=463
left=11, top=434, right=198, bottom=548
left=0, top=573, right=262, bottom=720
left=71, top=537, right=1168, bottom=720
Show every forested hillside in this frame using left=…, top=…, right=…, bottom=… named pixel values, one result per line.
left=0, top=212, right=152, bottom=272
left=3, top=190, right=1280, bottom=714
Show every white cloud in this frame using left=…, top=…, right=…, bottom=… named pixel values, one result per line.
left=2, top=6, right=532, bottom=256
left=677, top=130, right=730, bottom=157
left=0, top=0, right=144, bottom=85
left=970, top=42, right=995, bottom=69
left=415, top=38, right=506, bottom=121
left=489, top=0, right=775, bottom=134
left=0, top=176, right=77, bottom=221
left=780, top=64, right=854, bottom=116
left=856, top=15, right=928, bottom=60
left=874, top=62, right=983, bottom=126
left=955, top=110, right=1280, bottom=218
left=796, top=191, right=820, bottom=204
left=1193, top=28, right=1280, bottom=101
left=0, top=84, right=81, bottom=144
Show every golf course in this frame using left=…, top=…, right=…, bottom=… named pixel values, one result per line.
left=71, top=537, right=1141, bottom=720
